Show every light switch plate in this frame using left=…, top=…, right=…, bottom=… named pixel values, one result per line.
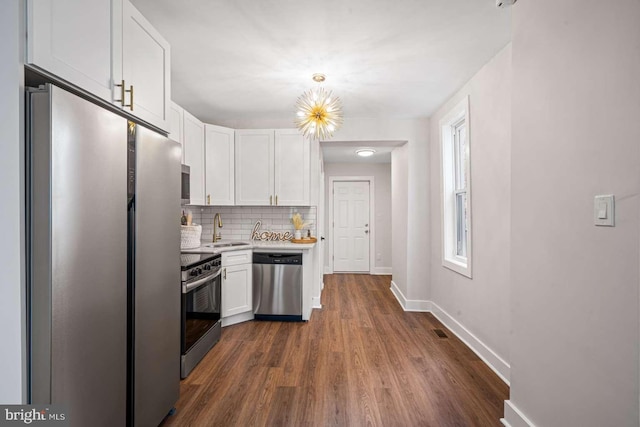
left=594, top=195, right=615, bottom=226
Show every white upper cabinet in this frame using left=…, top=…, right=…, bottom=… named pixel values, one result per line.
left=27, top=0, right=171, bottom=132
left=183, top=111, right=205, bottom=206
left=122, top=1, right=170, bottom=131
left=168, top=102, right=184, bottom=163
left=235, top=129, right=310, bottom=206
left=204, top=125, right=235, bottom=206
left=27, top=0, right=122, bottom=103
left=274, top=129, right=310, bottom=206
left=235, top=130, right=275, bottom=206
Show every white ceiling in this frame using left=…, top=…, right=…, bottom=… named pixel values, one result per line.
left=131, top=0, right=511, bottom=128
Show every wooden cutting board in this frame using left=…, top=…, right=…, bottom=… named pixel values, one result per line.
left=291, top=237, right=317, bottom=244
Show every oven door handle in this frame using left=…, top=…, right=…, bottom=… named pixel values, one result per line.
left=182, top=268, right=221, bottom=294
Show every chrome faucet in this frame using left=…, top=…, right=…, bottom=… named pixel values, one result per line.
left=213, top=213, right=223, bottom=242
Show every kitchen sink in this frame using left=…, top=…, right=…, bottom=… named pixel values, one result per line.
left=204, top=242, right=251, bottom=248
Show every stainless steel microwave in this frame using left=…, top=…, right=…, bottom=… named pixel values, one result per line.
left=181, top=164, right=190, bottom=205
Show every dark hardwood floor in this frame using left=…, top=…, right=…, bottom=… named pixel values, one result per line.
left=162, top=274, right=509, bottom=426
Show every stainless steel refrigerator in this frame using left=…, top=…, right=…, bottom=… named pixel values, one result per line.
left=27, top=84, right=181, bottom=427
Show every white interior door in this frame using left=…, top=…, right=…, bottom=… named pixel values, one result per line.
left=333, top=181, right=370, bottom=272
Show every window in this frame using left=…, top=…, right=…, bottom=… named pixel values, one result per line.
left=440, top=96, right=472, bottom=278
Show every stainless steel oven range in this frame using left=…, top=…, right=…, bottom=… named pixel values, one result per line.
left=180, top=252, right=222, bottom=378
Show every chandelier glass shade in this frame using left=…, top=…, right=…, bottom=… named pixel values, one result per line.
left=295, top=77, right=343, bottom=140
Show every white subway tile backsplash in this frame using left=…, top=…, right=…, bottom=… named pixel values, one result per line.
left=185, top=205, right=317, bottom=241
left=262, top=213, right=281, bottom=219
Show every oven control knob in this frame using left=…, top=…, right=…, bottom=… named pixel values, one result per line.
left=204, top=264, right=211, bottom=270
left=197, top=268, right=203, bottom=275
left=190, top=269, right=198, bottom=277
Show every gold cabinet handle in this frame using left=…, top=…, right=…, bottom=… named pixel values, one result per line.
left=275, top=195, right=278, bottom=206
left=114, top=79, right=126, bottom=106
left=207, top=194, right=211, bottom=205
left=270, top=195, right=273, bottom=205
left=124, top=85, right=134, bottom=111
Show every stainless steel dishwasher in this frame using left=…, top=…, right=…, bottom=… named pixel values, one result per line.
left=252, top=253, right=303, bottom=321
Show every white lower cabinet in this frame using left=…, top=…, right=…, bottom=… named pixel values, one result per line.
left=221, top=250, right=253, bottom=326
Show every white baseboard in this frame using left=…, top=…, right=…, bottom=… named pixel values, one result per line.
left=312, top=296, right=322, bottom=309
left=389, top=281, right=510, bottom=386
left=389, top=281, right=432, bottom=312
left=221, top=311, right=254, bottom=327
left=323, top=267, right=391, bottom=275
left=501, top=400, right=535, bottom=427
left=430, top=302, right=510, bottom=385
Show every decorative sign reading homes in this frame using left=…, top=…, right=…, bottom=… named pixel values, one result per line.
left=251, top=221, right=293, bottom=241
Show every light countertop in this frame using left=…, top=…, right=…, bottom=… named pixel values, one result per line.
left=181, top=239, right=316, bottom=254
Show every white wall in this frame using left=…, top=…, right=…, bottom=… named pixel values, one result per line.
left=429, top=44, right=512, bottom=376
left=323, top=162, right=392, bottom=273
left=330, top=118, right=430, bottom=301
left=392, top=145, right=409, bottom=299
left=507, top=1, right=640, bottom=426
left=0, top=0, right=26, bottom=404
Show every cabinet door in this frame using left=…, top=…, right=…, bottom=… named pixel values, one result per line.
left=27, top=0, right=122, bottom=103
left=183, top=111, right=205, bottom=205
left=235, top=130, right=274, bottom=206
left=222, top=264, right=252, bottom=318
left=122, top=0, right=170, bottom=131
left=168, top=102, right=184, bottom=163
left=274, top=129, right=310, bottom=206
left=205, top=125, right=235, bottom=206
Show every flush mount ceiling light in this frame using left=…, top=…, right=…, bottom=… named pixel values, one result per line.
left=356, top=149, right=376, bottom=157
left=295, top=74, right=343, bottom=141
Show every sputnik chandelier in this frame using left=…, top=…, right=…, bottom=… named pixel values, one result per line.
left=295, top=74, right=343, bottom=140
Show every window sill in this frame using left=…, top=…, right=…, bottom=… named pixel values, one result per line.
left=442, top=257, right=472, bottom=278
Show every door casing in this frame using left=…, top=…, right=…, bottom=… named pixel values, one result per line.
left=327, top=176, right=376, bottom=274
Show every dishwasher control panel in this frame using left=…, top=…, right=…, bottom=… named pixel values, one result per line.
left=253, top=253, right=302, bottom=265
